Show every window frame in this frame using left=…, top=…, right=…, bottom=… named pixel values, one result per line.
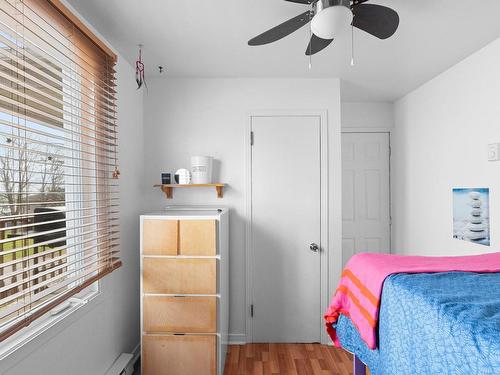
left=0, top=0, right=118, bottom=357
left=0, top=281, right=99, bottom=360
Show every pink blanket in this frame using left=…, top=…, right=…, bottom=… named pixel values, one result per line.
left=324, top=252, right=500, bottom=349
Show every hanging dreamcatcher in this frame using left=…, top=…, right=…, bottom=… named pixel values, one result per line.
left=136, top=44, right=147, bottom=90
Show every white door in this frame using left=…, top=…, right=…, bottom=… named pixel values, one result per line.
left=251, top=115, right=321, bottom=343
left=342, top=132, right=391, bottom=266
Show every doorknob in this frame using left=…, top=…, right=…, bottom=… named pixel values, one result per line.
left=309, top=243, right=319, bottom=253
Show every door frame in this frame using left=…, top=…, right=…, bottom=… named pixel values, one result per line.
left=340, top=129, right=393, bottom=253
left=245, top=110, right=329, bottom=344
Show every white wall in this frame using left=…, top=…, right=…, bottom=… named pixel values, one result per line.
left=341, top=102, right=394, bottom=129
left=0, top=57, right=144, bottom=374
left=392, top=38, right=500, bottom=256
left=143, top=78, right=342, bottom=341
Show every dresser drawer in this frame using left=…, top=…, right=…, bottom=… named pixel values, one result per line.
left=142, top=334, right=216, bottom=375
left=179, top=220, right=217, bottom=256
left=143, top=258, right=216, bottom=294
left=142, top=219, right=178, bottom=255
left=143, top=296, right=216, bottom=333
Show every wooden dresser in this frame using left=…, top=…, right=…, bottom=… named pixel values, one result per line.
left=140, top=208, right=229, bottom=375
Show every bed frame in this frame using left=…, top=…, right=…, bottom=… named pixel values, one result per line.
left=354, top=355, right=367, bottom=375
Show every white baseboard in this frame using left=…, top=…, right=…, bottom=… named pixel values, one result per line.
left=131, top=342, right=141, bottom=364
left=105, top=352, right=135, bottom=375
left=228, top=333, right=246, bottom=345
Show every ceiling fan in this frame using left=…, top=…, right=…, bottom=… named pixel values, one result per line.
left=248, top=0, right=399, bottom=56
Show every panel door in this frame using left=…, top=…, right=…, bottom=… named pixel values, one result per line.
left=342, top=132, right=391, bottom=266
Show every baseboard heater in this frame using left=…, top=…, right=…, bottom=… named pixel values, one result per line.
left=105, top=353, right=135, bottom=375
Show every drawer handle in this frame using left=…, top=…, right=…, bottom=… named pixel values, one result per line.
left=174, top=333, right=186, bottom=336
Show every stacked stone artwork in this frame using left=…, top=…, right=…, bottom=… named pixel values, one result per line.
left=464, top=191, right=488, bottom=241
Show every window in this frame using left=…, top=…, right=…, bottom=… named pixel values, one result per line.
left=0, top=0, right=120, bottom=343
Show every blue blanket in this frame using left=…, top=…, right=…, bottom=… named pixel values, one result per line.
left=336, top=272, right=500, bottom=375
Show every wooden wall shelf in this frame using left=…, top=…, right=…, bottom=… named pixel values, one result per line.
left=154, top=184, right=225, bottom=199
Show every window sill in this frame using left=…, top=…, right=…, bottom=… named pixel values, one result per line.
left=0, top=285, right=99, bottom=361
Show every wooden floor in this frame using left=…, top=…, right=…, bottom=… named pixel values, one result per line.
left=223, top=344, right=356, bottom=375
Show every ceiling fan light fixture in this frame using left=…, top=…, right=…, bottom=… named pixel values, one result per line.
left=311, top=0, right=353, bottom=40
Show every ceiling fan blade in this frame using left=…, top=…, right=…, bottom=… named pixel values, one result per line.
left=305, top=34, right=333, bottom=56
left=248, top=11, right=312, bottom=46
left=352, top=4, right=399, bottom=40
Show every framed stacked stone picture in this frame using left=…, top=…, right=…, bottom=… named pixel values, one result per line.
left=453, top=188, right=490, bottom=246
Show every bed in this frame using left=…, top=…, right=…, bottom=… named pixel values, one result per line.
left=334, top=271, right=500, bottom=375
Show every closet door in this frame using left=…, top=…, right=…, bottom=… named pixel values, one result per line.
left=250, top=115, right=322, bottom=343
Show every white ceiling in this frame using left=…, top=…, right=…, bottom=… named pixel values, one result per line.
left=66, top=0, right=500, bottom=101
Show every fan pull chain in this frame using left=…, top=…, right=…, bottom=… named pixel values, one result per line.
left=350, top=24, right=355, bottom=66
left=308, top=20, right=312, bottom=69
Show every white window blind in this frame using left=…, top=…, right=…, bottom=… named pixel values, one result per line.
left=0, top=0, right=120, bottom=341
